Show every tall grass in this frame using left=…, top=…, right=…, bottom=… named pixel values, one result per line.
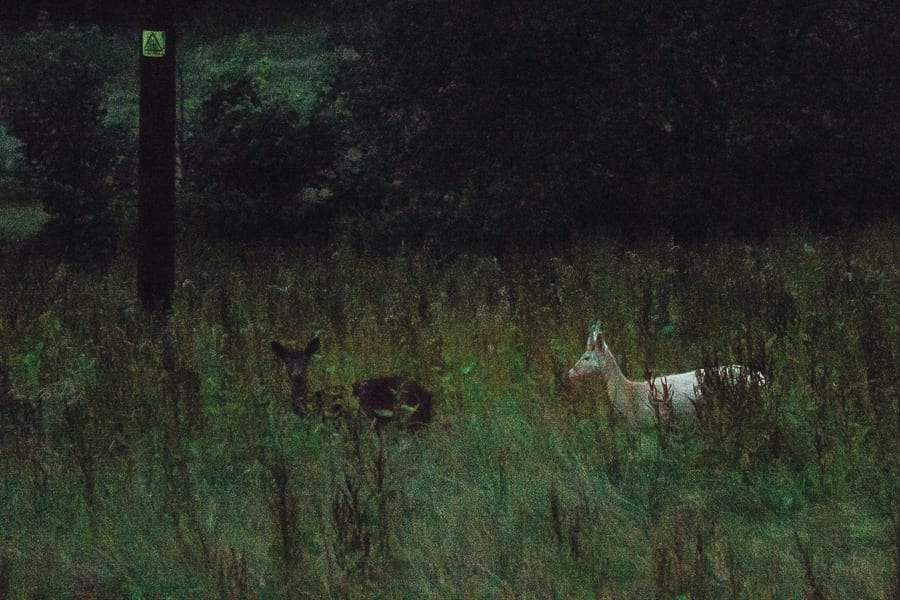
left=0, top=223, right=898, bottom=597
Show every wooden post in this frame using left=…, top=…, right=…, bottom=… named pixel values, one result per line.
left=138, top=0, right=176, bottom=314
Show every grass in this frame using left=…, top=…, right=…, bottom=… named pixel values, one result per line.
left=0, top=222, right=898, bottom=597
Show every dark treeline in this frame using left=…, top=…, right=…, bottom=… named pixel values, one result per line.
left=2, top=0, right=898, bottom=248
left=328, top=0, right=900, bottom=244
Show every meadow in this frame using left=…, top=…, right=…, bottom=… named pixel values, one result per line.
left=1, top=19, right=899, bottom=599
left=1, top=222, right=898, bottom=598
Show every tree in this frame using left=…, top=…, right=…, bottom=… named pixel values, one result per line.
left=331, top=0, right=900, bottom=242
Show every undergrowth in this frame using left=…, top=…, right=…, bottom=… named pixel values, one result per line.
left=0, top=222, right=898, bottom=597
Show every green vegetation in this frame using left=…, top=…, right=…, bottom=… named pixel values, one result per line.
left=0, top=202, right=49, bottom=242
left=7, top=4, right=899, bottom=254
left=1, top=10, right=898, bottom=598
left=1, top=223, right=898, bottom=597
left=0, top=24, right=345, bottom=252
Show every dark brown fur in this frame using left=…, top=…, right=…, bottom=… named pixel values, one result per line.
left=271, top=338, right=433, bottom=431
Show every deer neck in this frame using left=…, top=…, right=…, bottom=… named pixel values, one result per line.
left=292, top=382, right=347, bottom=417
left=292, top=379, right=309, bottom=399
left=290, top=380, right=311, bottom=413
left=602, top=350, right=650, bottom=419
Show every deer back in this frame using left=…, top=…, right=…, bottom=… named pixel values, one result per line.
left=353, top=376, right=433, bottom=430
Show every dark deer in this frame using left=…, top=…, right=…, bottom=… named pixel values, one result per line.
left=271, top=337, right=433, bottom=431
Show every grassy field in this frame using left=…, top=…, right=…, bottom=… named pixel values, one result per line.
left=1, top=23, right=898, bottom=599
left=0, top=222, right=898, bottom=598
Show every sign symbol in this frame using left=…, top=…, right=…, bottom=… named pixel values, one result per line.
left=142, top=31, right=166, bottom=58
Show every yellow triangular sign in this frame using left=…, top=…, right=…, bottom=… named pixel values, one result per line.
left=142, top=31, right=166, bottom=58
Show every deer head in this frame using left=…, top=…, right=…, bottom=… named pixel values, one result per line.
left=568, top=321, right=609, bottom=379
left=271, top=337, right=320, bottom=410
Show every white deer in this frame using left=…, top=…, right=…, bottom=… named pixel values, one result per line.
left=568, top=321, right=763, bottom=423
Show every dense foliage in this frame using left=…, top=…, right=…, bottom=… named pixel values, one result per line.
left=330, top=1, right=900, bottom=243
left=0, top=27, right=133, bottom=260
left=186, top=75, right=337, bottom=239
left=2, top=2, right=898, bottom=247
left=4, top=0, right=900, bottom=248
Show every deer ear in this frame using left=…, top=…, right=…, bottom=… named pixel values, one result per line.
left=304, top=336, right=321, bottom=357
left=587, top=322, right=599, bottom=348
left=271, top=341, right=287, bottom=359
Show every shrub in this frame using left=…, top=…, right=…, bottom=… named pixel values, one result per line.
left=0, top=27, right=131, bottom=259
left=0, top=124, right=23, bottom=177
left=187, top=76, right=337, bottom=239
left=0, top=123, right=35, bottom=210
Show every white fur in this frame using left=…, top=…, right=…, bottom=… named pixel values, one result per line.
left=569, top=322, right=763, bottom=422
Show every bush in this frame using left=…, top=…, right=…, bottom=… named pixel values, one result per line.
left=0, top=27, right=131, bottom=259
left=187, top=76, right=337, bottom=239
left=0, top=124, right=33, bottom=209
left=0, top=124, right=23, bottom=177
